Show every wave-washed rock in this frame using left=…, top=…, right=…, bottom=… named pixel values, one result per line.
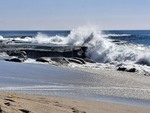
left=36, top=57, right=88, bottom=65
left=5, top=51, right=27, bottom=62
left=5, top=57, right=26, bottom=62
left=117, top=66, right=136, bottom=73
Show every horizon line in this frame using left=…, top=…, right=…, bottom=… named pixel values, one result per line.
left=0, top=29, right=150, bottom=31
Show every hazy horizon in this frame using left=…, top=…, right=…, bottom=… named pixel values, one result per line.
left=0, top=0, right=150, bottom=30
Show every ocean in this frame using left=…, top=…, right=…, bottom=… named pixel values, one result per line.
left=1, top=30, right=150, bottom=45
left=0, top=29, right=150, bottom=66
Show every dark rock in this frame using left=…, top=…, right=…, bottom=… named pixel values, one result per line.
left=4, top=98, right=15, bottom=102
left=5, top=58, right=25, bottom=62
left=6, top=51, right=27, bottom=62
left=68, top=58, right=84, bottom=64
left=73, top=57, right=86, bottom=64
left=36, top=57, right=70, bottom=65
left=3, top=44, right=87, bottom=58
left=117, top=67, right=136, bottom=73
left=8, top=51, right=27, bottom=59
left=19, top=109, right=31, bottom=113
left=4, top=102, right=10, bottom=106
left=117, top=67, right=126, bottom=71
left=112, top=40, right=120, bottom=43
left=126, top=68, right=136, bottom=72
left=83, top=58, right=96, bottom=63
left=36, top=57, right=50, bottom=63
left=0, top=107, right=2, bottom=113
left=51, top=57, right=69, bottom=64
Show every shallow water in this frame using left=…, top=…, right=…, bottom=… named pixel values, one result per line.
left=0, top=61, right=150, bottom=108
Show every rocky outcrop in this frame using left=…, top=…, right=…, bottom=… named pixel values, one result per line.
left=5, top=57, right=25, bottom=62
left=117, top=67, right=126, bottom=71
left=117, top=66, right=136, bottom=73
left=8, top=51, right=27, bottom=59
left=126, top=68, right=136, bottom=72
left=0, top=44, right=87, bottom=59
left=36, top=57, right=88, bottom=65
left=36, top=57, right=69, bottom=65
left=5, top=51, right=27, bottom=62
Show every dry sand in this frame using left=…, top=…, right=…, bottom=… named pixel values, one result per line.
left=0, top=93, right=149, bottom=113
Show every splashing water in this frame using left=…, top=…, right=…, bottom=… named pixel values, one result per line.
left=32, top=27, right=150, bottom=67
left=1, top=26, right=150, bottom=67
left=0, top=36, right=4, bottom=40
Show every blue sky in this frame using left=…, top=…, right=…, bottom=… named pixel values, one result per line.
left=0, top=0, right=150, bottom=30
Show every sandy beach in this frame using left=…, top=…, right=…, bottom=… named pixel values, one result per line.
left=0, top=93, right=149, bottom=113
left=0, top=61, right=150, bottom=112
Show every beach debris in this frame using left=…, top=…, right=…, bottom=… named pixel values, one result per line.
left=71, top=107, right=86, bottom=113
left=4, top=102, right=10, bottom=106
left=4, top=98, right=15, bottom=102
left=19, top=109, right=31, bottom=113
left=72, top=107, right=79, bottom=113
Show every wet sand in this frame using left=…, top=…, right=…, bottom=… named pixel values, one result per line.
left=0, top=61, right=150, bottom=112
left=0, top=93, right=150, bottom=113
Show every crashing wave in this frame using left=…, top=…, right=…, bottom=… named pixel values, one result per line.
left=1, top=26, right=150, bottom=74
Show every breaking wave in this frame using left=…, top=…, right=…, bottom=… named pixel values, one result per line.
left=32, top=27, right=150, bottom=67
left=1, top=26, right=150, bottom=67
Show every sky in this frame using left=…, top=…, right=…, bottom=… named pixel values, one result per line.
left=0, top=0, right=150, bottom=30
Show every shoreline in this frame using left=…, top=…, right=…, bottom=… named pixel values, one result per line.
left=0, top=93, right=150, bottom=113
left=0, top=61, right=150, bottom=112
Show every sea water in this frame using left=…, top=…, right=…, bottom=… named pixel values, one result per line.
left=0, top=28, right=150, bottom=67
